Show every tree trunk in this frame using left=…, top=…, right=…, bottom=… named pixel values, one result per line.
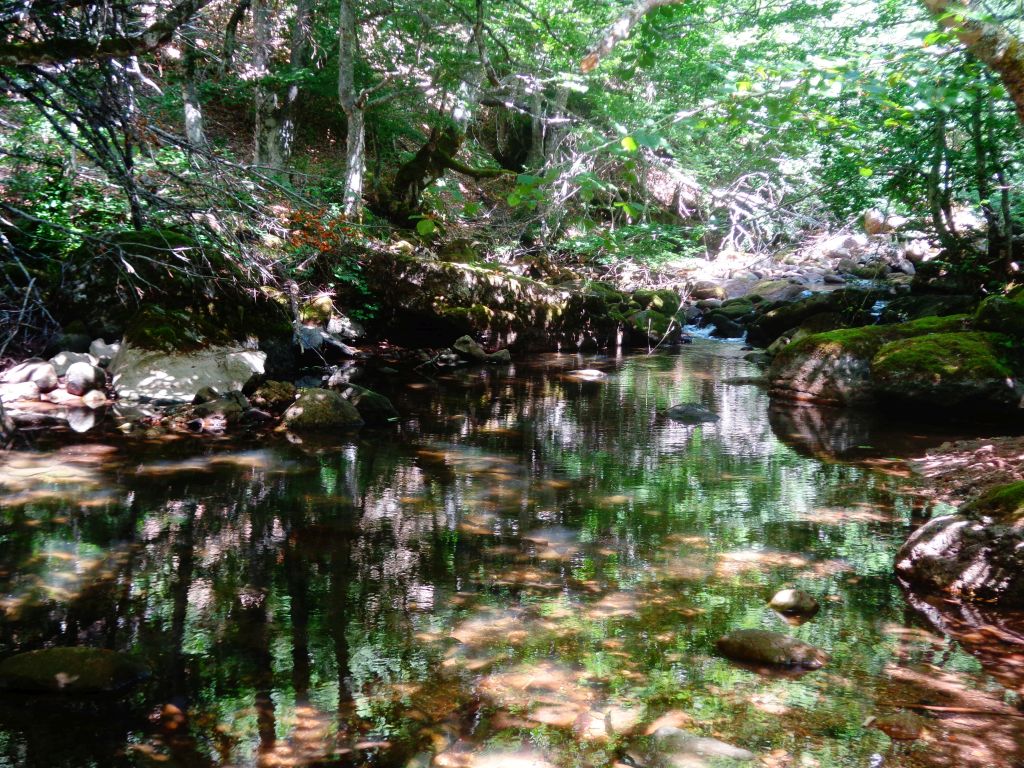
left=274, top=0, right=311, bottom=168
left=921, top=0, right=1024, bottom=126
left=928, top=115, right=957, bottom=251
left=338, top=0, right=364, bottom=216
left=181, top=27, right=207, bottom=147
left=342, top=108, right=366, bottom=217
left=252, top=0, right=281, bottom=168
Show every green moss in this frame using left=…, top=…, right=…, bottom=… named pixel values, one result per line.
left=628, top=309, right=673, bottom=339
left=872, top=332, right=1014, bottom=382
left=776, top=314, right=970, bottom=365
left=300, top=295, right=335, bottom=324
left=962, top=481, right=1024, bottom=521
left=975, top=294, right=1024, bottom=338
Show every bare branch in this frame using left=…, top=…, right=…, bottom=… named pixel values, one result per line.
left=581, top=0, right=682, bottom=73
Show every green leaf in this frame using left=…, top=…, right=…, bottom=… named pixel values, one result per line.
left=462, top=202, right=482, bottom=217
left=620, top=136, right=639, bottom=153
left=858, top=167, right=874, bottom=178
left=416, top=219, right=437, bottom=236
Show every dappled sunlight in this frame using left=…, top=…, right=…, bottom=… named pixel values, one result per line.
left=1, top=350, right=1019, bottom=768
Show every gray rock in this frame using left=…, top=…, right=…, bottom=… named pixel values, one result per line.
left=81, top=389, right=107, bottom=409
left=109, top=343, right=266, bottom=404
left=453, top=335, right=511, bottom=364
left=667, top=404, right=719, bottom=424
left=334, top=383, right=399, bottom=424
left=0, top=381, right=40, bottom=403
left=193, top=385, right=221, bottom=404
left=193, top=393, right=249, bottom=423
left=89, top=338, right=121, bottom=366
left=282, top=388, right=364, bottom=432
left=49, top=351, right=98, bottom=376
left=651, top=727, right=756, bottom=765
left=716, top=629, right=827, bottom=669
left=1, top=360, right=58, bottom=393
left=65, top=362, right=105, bottom=396
left=327, top=313, right=366, bottom=341
left=768, top=588, right=819, bottom=616
left=0, top=647, right=150, bottom=694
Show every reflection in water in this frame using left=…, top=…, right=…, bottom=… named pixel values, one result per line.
left=1, top=341, right=1022, bottom=767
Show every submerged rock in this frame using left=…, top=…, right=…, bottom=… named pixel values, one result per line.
left=716, top=629, right=827, bottom=669
left=871, top=712, right=926, bottom=741
left=768, top=588, right=819, bottom=616
left=896, top=481, right=1024, bottom=605
left=667, top=404, right=719, bottom=424
left=282, top=389, right=364, bottom=432
left=0, top=647, right=150, bottom=694
left=629, top=726, right=755, bottom=767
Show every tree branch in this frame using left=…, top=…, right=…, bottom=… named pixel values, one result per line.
left=0, top=0, right=214, bottom=67
left=581, top=0, right=682, bottom=73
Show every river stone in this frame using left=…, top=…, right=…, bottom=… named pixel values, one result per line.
left=716, top=629, right=827, bottom=669
left=768, top=588, right=819, bottom=616
left=667, top=404, right=719, bottom=424
left=65, top=362, right=105, bottom=396
left=633, top=726, right=756, bottom=767
left=282, top=388, right=364, bottom=432
left=334, top=383, right=399, bottom=424
left=0, top=647, right=150, bottom=694
left=0, top=360, right=58, bottom=393
left=49, top=351, right=98, bottom=376
left=872, top=712, right=926, bottom=741
left=250, top=380, right=297, bottom=412
left=895, top=481, right=1024, bottom=605
left=453, top=335, right=511, bottom=364
left=88, top=339, right=120, bottom=366
left=109, top=343, right=266, bottom=404
left=0, top=381, right=40, bottom=404
left=193, top=392, right=248, bottom=423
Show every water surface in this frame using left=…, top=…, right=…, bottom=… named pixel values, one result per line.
left=2, top=341, right=1022, bottom=768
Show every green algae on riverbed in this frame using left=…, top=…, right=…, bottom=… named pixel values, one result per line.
left=0, top=343, right=1022, bottom=768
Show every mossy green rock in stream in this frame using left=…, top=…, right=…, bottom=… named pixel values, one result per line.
left=975, top=293, right=1024, bottom=338
left=333, top=383, right=399, bottom=424
left=282, top=389, right=364, bottom=432
left=633, top=289, right=680, bottom=315
left=896, top=481, right=1024, bottom=606
left=879, top=294, right=978, bottom=324
left=871, top=332, right=1020, bottom=411
left=768, top=314, right=974, bottom=406
left=626, top=309, right=676, bottom=343
left=716, top=629, right=827, bottom=669
left=746, top=288, right=879, bottom=348
left=0, top=648, right=150, bottom=694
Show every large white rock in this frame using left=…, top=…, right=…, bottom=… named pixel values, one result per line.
left=109, top=344, right=266, bottom=403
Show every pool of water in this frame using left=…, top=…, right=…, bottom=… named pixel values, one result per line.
left=1, top=340, right=1023, bottom=768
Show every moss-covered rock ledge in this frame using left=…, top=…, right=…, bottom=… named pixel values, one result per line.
left=362, top=249, right=682, bottom=351
left=768, top=311, right=1024, bottom=416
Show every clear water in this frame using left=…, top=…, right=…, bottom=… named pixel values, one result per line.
left=1, top=341, right=1022, bottom=768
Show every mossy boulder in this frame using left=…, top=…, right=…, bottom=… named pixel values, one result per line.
left=746, top=289, right=879, bottom=348
left=0, top=647, right=150, bottom=694
left=626, top=309, right=676, bottom=343
left=715, top=298, right=755, bottom=321
left=250, top=380, right=297, bottom=413
left=975, top=293, right=1024, bottom=338
left=896, top=481, right=1024, bottom=606
left=282, top=388, right=364, bottom=432
left=871, top=332, right=1021, bottom=412
left=333, top=383, right=399, bottom=424
left=632, top=289, right=680, bottom=315
left=768, top=315, right=970, bottom=406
